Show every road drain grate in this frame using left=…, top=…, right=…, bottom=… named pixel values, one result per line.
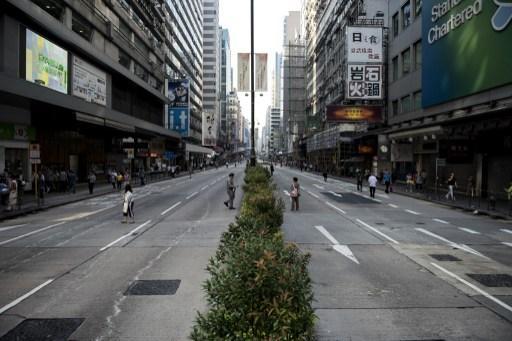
left=0, top=318, right=84, bottom=341
left=124, top=280, right=181, bottom=295
left=416, top=222, right=425, bottom=225
left=375, top=222, right=385, bottom=225
left=466, top=274, right=512, bottom=287
left=429, top=254, right=461, bottom=262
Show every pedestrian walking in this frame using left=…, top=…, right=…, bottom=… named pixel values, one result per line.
left=224, top=173, right=236, bottom=209
left=270, top=163, right=274, bottom=177
left=110, top=170, right=117, bottom=190
left=139, top=168, right=145, bottom=186
left=356, top=170, right=364, bottom=192
left=323, top=170, right=328, bottom=182
left=16, top=174, right=25, bottom=210
left=68, top=170, right=76, bottom=194
left=87, top=171, right=96, bottom=194
left=122, top=184, right=134, bottom=223
left=505, top=181, right=512, bottom=215
left=368, top=173, right=378, bottom=198
left=38, top=171, right=45, bottom=202
left=406, top=173, right=414, bottom=193
left=290, top=177, right=300, bottom=211
left=7, top=176, right=17, bottom=211
left=59, top=169, right=67, bottom=192
left=116, top=172, right=123, bottom=190
left=383, top=170, right=391, bottom=194
left=445, top=172, right=457, bottom=201
left=416, top=171, right=424, bottom=191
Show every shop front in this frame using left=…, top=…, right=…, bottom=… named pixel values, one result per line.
left=0, top=123, right=35, bottom=182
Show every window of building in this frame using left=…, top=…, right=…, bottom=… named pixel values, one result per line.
left=402, top=48, right=411, bottom=75
left=392, top=56, right=398, bottom=81
left=204, top=10, right=216, bottom=15
left=118, top=19, right=131, bottom=41
left=119, top=49, right=131, bottom=69
left=415, top=0, right=422, bottom=16
left=401, top=95, right=411, bottom=114
left=392, top=100, right=399, bottom=116
left=134, top=34, right=148, bottom=56
left=134, top=62, right=148, bottom=82
left=413, top=40, right=422, bottom=70
left=72, top=11, right=93, bottom=41
left=402, top=1, right=412, bottom=29
left=392, top=13, right=399, bottom=37
left=413, top=91, right=422, bottom=110
left=31, top=0, right=65, bottom=21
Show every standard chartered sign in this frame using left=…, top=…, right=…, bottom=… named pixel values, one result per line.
left=428, top=0, right=482, bottom=44
left=422, top=0, right=512, bottom=108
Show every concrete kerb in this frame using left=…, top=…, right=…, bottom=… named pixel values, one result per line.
left=0, top=172, right=197, bottom=222
left=293, top=168, right=512, bottom=221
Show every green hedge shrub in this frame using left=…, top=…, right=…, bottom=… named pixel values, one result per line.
left=191, top=165, right=316, bottom=340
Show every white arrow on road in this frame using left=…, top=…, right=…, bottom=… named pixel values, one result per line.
left=315, top=225, right=359, bottom=264
left=328, top=190, right=343, bottom=198
left=313, top=184, right=325, bottom=190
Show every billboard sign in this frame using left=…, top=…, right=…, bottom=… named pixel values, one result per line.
left=326, top=106, right=382, bottom=123
left=346, top=26, right=383, bottom=63
left=422, top=0, right=512, bottom=107
left=237, top=53, right=250, bottom=92
left=168, top=79, right=190, bottom=137
left=72, top=56, right=107, bottom=106
left=347, top=64, right=383, bottom=99
left=25, top=29, right=68, bottom=94
left=255, top=53, right=268, bottom=92
left=202, top=112, right=218, bottom=146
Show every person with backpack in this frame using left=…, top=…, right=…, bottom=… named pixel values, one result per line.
left=290, top=177, right=300, bottom=211
left=122, top=184, right=134, bottom=223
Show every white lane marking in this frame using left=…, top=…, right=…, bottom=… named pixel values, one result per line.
left=306, top=190, right=320, bottom=199
left=431, top=262, right=512, bottom=314
left=313, top=184, right=325, bottom=190
left=100, top=220, right=151, bottom=251
left=186, top=191, right=199, bottom=200
left=328, top=190, right=343, bottom=198
left=458, top=227, right=480, bottom=235
left=56, top=206, right=115, bottom=222
left=200, top=185, right=209, bottom=191
left=210, top=181, right=216, bottom=186
left=405, top=209, right=421, bottom=215
left=0, top=222, right=66, bottom=246
left=502, top=242, right=512, bottom=248
left=372, top=198, right=382, bottom=203
left=315, top=225, right=339, bottom=245
left=415, top=228, right=487, bottom=258
left=0, top=279, right=54, bottom=315
left=325, top=201, right=346, bottom=214
left=388, top=204, right=399, bottom=208
left=433, top=218, right=450, bottom=224
left=283, top=190, right=290, bottom=196
left=0, top=224, right=27, bottom=232
left=314, top=226, right=359, bottom=264
left=356, top=219, right=399, bottom=245
left=500, top=229, right=512, bottom=235
left=376, top=193, right=389, bottom=199
left=332, top=245, right=360, bottom=264
left=160, top=201, right=182, bottom=216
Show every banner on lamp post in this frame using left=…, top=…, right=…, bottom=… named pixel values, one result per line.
left=237, top=53, right=250, bottom=92
left=255, top=53, right=268, bottom=92
left=202, top=111, right=218, bottom=147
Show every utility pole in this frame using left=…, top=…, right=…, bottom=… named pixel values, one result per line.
left=250, top=0, right=256, bottom=166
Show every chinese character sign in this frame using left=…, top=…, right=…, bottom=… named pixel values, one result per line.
left=168, top=79, right=190, bottom=137
left=202, top=111, right=218, bottom=146
left=346, top=27, right=383, bottom=63
left=347, top=64, right=382, bottom=100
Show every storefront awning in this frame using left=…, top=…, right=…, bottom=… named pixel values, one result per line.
left=185, top=143, right=214, bottom=155
left=388, top=126, right=444, bottom=140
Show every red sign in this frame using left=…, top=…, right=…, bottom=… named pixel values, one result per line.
left=326, top=106, right=382, bottom=123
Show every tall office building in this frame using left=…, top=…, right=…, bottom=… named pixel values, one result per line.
left=0, top=0, right=181, bottom=181
left=202, top=0, right=220, bottom=144
left=272, top=52, right=282, bottom=109
left=164, top=0, right=204, bottom=145
left=219, top=28, right=232, bottom=147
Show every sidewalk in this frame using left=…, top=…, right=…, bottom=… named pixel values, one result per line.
left=0, top=171, right=190, bottom=221
left=293, top=167, right=512, bottom=220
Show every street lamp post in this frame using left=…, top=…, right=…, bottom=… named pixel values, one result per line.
left=250, top=0, right=256, bottom=166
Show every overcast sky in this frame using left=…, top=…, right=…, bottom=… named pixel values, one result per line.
left=219, top=0, right=302, bottom=130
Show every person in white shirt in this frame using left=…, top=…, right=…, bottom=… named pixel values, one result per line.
left=368, top=174, right=378, bottom=198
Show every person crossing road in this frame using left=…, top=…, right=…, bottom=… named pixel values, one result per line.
left=224, top=173, right=236, bottom=209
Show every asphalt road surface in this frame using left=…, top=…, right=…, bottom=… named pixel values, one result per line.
left=0, top=166, right=245, bottom=340
left=273, top=166, right=512, bottom=340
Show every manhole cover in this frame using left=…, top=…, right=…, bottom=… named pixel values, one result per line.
left=375, top=222, right=385, bottom=225
left=466, top=274, right=512, bottom=287
left=429, top=254, right=461, bottom=262
left=0, top=318, right=84, bottom=341
left=124, top=280, right=181, bottom=295
left=416, top=222, right=425, bottom=225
